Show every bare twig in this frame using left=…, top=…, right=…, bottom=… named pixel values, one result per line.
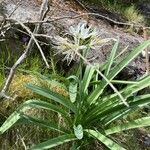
left=73, top=0, right=89, bottom=11
left=12, top=27, right=50, bottom=45
left=34, top=33, right=53, bottom=39
left=1, top=2, right=50, bottom=68
left=0, top=0, right=49, bottom=100
left=143, top=27, right=150, bottom=75
left=49, top=13, right=150, bottom=29
left=16, top=129, right=27, bottom=150
left=15, top=20, right=50, bottom=68
left=2, top=12, right=150, bottom=30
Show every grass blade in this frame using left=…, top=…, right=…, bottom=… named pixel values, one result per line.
left=105, top=39, right=119, bottom=76
left=82, top=65, right=95, bottom=94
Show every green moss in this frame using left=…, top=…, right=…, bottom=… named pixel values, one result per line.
left=124, top=5, right=145, bottom=25
left=81, top=0, right=147, bottom=27
left=0, top=72, right=5, bottom=89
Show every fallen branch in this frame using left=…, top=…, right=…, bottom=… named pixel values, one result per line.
left=15, top=19, right=50, bottom=68
left=2, top=12, right=150, bottom=30
left=12, top=27, right=50, bottom=46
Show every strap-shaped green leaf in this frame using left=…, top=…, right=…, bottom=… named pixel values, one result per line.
left=102, top=94, right=150, bottom=125
left=82, top=65, right=95, bottom=94
left=30, top=134, right=77, bottom=150
left=90, top=75, right=150, bottom=116
left=0, top=111, right=21, bottom=134
left=85, top=94, right=150, bottom=125
left=21, top=114, right=68, bottom=133
left=101, top=75, right=150, bottom=104
left=0, top=99, right=70, bottom=134
left=85, top=129, right=126, bottom=150
left=25, top=100, right=72, bottom=123
left=105, top=117, right=150, bottom=135
left=73, top=124, right=83, bottom=140
left=87, top=39, right=150, bottom=104
left=26, top=84, right=77, bottom=114
left=69, top=81, right=78, bottom=103
left=104, top=39, right=119, bottom=76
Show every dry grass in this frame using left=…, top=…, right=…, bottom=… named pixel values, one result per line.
left=124, top=5, right=145, bottom=25
left=0, top=72, right=70, bottom=150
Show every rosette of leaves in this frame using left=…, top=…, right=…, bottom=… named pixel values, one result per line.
left=1, top=24, right=150, bottom=150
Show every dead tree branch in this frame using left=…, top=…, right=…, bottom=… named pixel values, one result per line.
left=15, top=19, right=50, bottom=68
left=2, top=12, right=150, bottom=30
left=143, top=27, right=150, bottom=75
left=0, top=0, right=49, bottom=100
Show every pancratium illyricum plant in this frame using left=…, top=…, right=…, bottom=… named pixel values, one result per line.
left=54, top=23, right=114, bottom=64
left=1, top=23, right=150, bottom=150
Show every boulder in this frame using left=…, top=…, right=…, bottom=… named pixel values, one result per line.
left=1, top=0, right=147, bottom=78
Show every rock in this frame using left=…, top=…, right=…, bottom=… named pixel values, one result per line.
left=138, top=1, right=150, bottom=20
left=144, top=134, right=150, bottom=147
left=3, top=0, right=40, bottom=21
left=1, top=0, right=147, bottom=77
left=0, top=15, right=4, bottom=22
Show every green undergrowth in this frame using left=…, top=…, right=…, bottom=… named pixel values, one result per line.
left=0, top=46, right=51, bottom=92
left=82, top=0, right=148, bottom=29
left=0, top=71, right=69, bottom=149
left=0, top=41, right=62, bottom=149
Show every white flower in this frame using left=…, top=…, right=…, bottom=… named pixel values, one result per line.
left=69, top=23, right=98, bottom=40
left=89, top=37, right=115, bottom=49
left=54, top=36, right=86, bottom=64
left=54, top=23, right=115, bottom=64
